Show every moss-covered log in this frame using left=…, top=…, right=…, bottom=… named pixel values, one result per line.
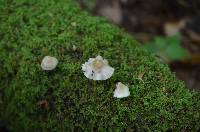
left=0, top=0, right=200, bottom=131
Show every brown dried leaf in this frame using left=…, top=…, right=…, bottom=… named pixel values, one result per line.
left=37, top=100, right=49, bottom=109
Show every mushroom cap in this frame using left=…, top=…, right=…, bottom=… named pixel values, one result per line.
left=114, top=82, right=130, bottom=98
left=41, top=56, right=58, bottom=70
left=82, top=55, right=114, bottom=80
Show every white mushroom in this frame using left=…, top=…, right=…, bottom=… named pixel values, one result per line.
left=72, top=45, right=77, bottom=51
left=82, top=55, right=114, bottom=80
left=114, top=82, right=130, bottom=98
left=41, top=56, right=58, bottom=70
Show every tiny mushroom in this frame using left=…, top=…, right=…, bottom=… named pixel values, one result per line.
left=41, top=56, right=58, bottom=70
left=114, top=82, right=130, bottom=98
left=82, top=55, right=114, bottom=80
left=72, top=45, right=77, bottom=51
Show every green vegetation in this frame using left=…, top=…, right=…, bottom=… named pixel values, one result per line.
left=0, top=0, right=200, bottom=131
left=144, top=35, right=190, bottom=63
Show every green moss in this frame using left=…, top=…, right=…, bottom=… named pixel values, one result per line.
left=0, top=0, right=200, bottom=131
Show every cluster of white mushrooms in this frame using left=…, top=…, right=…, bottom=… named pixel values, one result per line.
left=41, top=55, right=130, bottom=98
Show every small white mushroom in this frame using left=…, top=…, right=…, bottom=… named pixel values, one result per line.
left=82, top=55, right=114, bottom=80
left=41, top=56, right=58, bottom=70
left=114, top=82, right=130, bottom=98
left=72, top=45, right=77, bottom=51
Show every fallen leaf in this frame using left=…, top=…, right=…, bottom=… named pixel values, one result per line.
left=37, top=100, right=49, bottom=109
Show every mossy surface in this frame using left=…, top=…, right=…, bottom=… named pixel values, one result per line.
left=0, top=0, right=200, bottom=131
